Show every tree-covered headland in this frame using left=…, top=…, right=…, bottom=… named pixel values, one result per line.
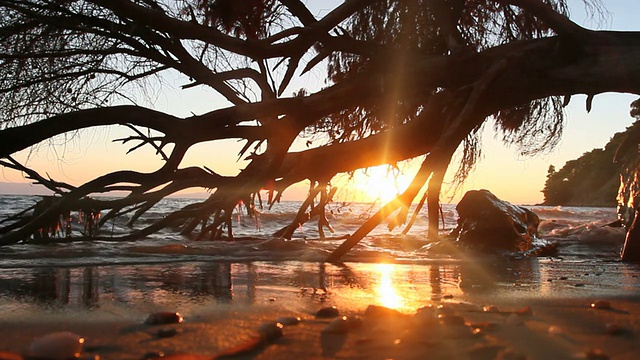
left=542, top=128, right=626, bottom=207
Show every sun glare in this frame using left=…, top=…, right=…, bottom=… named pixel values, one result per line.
left=354, top=165, right=411, bottom=203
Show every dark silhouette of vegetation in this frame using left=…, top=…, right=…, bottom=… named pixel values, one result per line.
left=541, top=130, right=627, bottom=206
left=1, top=0, right=639, bottom=261
left=615, top=98, right=640, bottom=261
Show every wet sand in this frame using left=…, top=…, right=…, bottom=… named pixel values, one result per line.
left=0, top=260, right=639, bottom=359
left=0, top=294, right=639, bottom=359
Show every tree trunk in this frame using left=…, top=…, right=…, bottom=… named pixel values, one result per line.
left=622, top=210, right=640, bottom=261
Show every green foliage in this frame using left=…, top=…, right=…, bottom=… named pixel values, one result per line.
left=541, top=126, right=631, bottom=206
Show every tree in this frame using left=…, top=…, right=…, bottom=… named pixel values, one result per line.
left=616, top=99, right=640, bottom=261
left=0, top=0, right=639, bottom=261
left=541, top=134, right=623, bottom=207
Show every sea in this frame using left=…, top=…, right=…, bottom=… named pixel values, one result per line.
left=0, top=194, right=638, bottom=320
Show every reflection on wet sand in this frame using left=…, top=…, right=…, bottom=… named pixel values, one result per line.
left=375, top=263, right=402, bottom=309
left=0, top=259, right=638, bottom=316
left=0, top=262, right=447, bottom=313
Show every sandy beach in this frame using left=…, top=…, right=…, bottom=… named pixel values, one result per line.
left=0, top=260, right=639, bottom=360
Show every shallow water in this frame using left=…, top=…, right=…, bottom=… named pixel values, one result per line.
left=0, top=195, right=638, bottom=319
left=1, top=259, right=639, bottom=323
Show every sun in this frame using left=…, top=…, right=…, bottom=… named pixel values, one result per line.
left=355, top=165, right=411, bottom=203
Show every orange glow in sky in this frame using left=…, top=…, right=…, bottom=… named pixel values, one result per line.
left=1, top=2, right=640, bottom=206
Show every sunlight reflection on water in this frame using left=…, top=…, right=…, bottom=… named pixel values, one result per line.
left=374, top=263, right=403, bottom=310
left=0, top=259, right=639, bottom=322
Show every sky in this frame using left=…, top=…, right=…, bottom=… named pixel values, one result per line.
left=1, top=0, right=639, bottom=205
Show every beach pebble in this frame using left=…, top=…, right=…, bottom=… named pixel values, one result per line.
left=469, top=322, right=499, bottom=332
left=364, top=304, right=402, bottom=319
left=256, top=321, right=284, bottom=342
left=483, top=305, right=500, bottom=313
left=506, top=313, right=524, bottom=326
left=497, top=349, right=527, bottom=360
left=416, top=305, right=436, bottom=315
left=467, top=344, right=504, bottom=360
left=322, top=316, right=352, bottom=334
left=141, top=352, right=164, bottom=360
left=514, top=306, right=533, bottom=316
left=585, top=349, right=610, bottom=360
left=276, top=316, right=301, bottom=326
left=144, top=312, right=183, bottom=325
left=145, top=355, right=210, bottom=360
left=434, top=304, right=453, bottom=316
left=413, top=309, right=438, bottom=326
left=27, top=331, right=84, bottom=360
left=315, top=306, right=339, bottom=318
left=441, top=324, right=474, bottom=339
left=548, top=325, right=563, bottom=335
left=604, top=323, right=628, bottom=335
left=156, top=328, right=179, bottom=338
left=590, top=300, right=611, bottom=310
left=438, top=314, right=466, bottom=327
left=0, top=351, right=23, bottom=360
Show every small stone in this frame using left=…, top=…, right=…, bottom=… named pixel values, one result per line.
left=497, top=349, right=528, bottom=360
left=585, top=349, right=610, bottom=360
left=506, top=313, right=524, bottom=326
left=144, top=312, right=183, bottom=325
left=513, top=306, right=532, bottom=316
left=141, top=352, right=164, bottom=360
left=156, top=328, right=178, bottom=338
left=355, top=338, right=373, bottom=345
left=605, top=323, right=628, bottom=336
left=548, top=325, right=562, bottom=335
left=268, top=298, right=276, bottom=302
left=256, top=321, right=283, bottom=342
left=276, top=316, right=301, bottom=326
left=364, top=305, right=402, bottom=319
left=415, top=305, right=436, bottom=315
left=434, top=304, right=452, bottom=316
left=438, top=314, right=466, bottom=326
left=0, top=351, right=23, bottom=360
left=147, top=355, right=210, bottom=360
left=322, top=316, right=363, bottom=334
left=27, top=331, right=84, bottom=360
left=413, top=309, right=438, bottom=326
left=469, top=322, right=499, bottom=332
left=315, top=306, right=339, bottom=318
left=590, top=300, right=611, bottom=310
left=468, top=344, right=504, bottom=360
left=483, top=305, right=500, bottom=313
left=441, top=325, right=474, bottom=339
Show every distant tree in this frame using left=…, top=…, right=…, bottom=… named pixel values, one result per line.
left=542, top=132, right=626, bottom=206
left=1, top=1, right=639, bottom=261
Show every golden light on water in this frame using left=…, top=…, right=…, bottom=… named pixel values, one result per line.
left=374, top=263, right=403, bottom=310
